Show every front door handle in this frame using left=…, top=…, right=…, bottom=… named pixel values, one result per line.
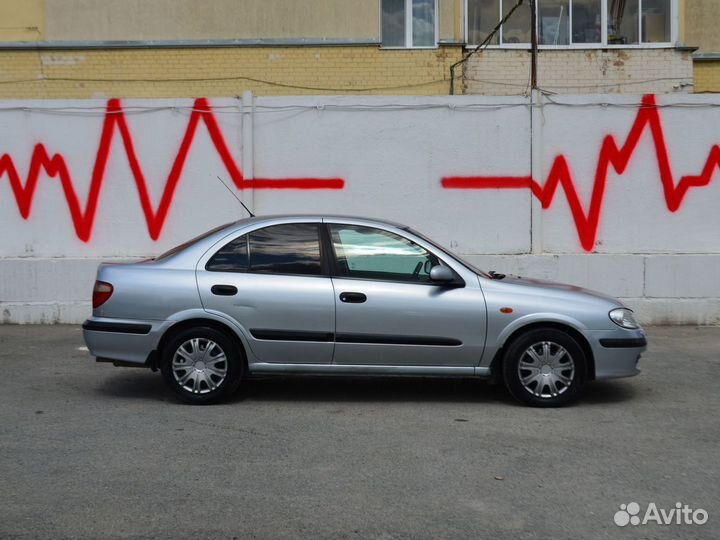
left=211, top=284, right=238, bottom=296
left=339, top=292, right=367, bottom=304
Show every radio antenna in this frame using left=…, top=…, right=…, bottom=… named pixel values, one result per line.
left=216, top=175, right=255, bottom=217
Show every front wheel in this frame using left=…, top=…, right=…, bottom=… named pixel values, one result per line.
left=502, top=328, right=587, bottom=407
left=161, top=327, right=243, bottom=404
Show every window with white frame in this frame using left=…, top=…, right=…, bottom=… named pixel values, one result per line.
left=466, top=0, right=673, bottom=47
left=382, top=0, right=438, bottom=48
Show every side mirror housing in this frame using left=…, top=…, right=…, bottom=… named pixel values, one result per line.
left=429, top=265, right=456, bottom=284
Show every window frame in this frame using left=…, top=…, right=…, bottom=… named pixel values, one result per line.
left=201, top=221, right=469, bottom=287
left=205, top=223, right=329, bottom=278
left=380, top=0, right=440, bottom=49
left=463, top=0, right=677, bottom=50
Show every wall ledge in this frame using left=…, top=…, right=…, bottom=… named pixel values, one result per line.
left=0, top=38, right=380, bottom=51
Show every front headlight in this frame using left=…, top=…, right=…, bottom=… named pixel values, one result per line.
left=609, top=308, right=639, bottom=329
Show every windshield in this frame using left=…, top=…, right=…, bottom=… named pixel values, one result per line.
left=155, top=221, right=237, bottom=261
left=403, top=227, right=491, bottom=279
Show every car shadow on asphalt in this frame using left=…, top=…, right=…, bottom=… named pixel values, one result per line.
left=96, top=370, right=637, bottom=406
left=96, top=371, right=172, bottom=402
left=240, top=377, right=513, bottom=404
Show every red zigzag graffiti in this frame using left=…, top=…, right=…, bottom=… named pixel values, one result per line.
left=0, top=98, right=344, bottom=242
left=443, top=94, right=719, bottom=252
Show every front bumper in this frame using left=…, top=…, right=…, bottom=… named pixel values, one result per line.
left=587, top=328, right=648, bottom=379
left=83, top=317, right=171, bottom=366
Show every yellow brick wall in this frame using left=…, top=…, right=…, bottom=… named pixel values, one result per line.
left=693, top=61, right=720, bottom=93
left=0, top=46, right=463, bottom=99
left=464, top=49, right=694, bottom=95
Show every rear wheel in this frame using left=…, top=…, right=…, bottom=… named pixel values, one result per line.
left=502, top=328, right=587, bottom=407
left=161, top=327, right=243, bottom=404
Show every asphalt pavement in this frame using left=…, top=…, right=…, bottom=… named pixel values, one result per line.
left=0, top=325, right=718, bottom=539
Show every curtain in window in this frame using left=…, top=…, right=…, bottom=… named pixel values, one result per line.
left=609, top=0, right=627, bottom=29
left=608, top=0, right=638, bottom=44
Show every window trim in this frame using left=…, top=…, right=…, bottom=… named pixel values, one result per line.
left=463, top=0, right=676, bottom=49
left=205, top=223, right=329, bottom=278
left=201, top=221, right=466, bottom=287
left=380, top=0, right=440, bottom=49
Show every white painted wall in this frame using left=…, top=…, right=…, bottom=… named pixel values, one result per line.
left=1, top=93, right=718, bottom=324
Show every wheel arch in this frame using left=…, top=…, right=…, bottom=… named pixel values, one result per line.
left=489, top=321, right=596, bottom=380
left=150, top=317, right=250, bottom=371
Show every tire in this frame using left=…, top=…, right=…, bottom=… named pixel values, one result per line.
left=160, top=326, right=244, bottom=404
left=502, top=327, right=587, bottom=407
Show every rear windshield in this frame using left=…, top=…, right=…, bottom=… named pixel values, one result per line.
left=155, top=222, right=236, bottom=261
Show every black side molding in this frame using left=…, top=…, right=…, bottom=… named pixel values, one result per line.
left=250, top=329, right=334, bottom=342
left=82, top=320, right=152, bottom=335
left=599, top=337, right=647, bottom=348
left=248, top=330, right=462, bottom=347
left=336, top=333, right=462, bottom=347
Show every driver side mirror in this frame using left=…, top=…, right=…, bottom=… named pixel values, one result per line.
left=429, top=265, right=456, bottom=284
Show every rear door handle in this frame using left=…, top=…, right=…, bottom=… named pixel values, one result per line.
left=211, top=284, right=238, bottom=296
left=339, top=292, right=367, bottom=303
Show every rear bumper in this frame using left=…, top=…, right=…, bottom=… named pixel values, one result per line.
left=83, top=317, right=170, bottom=366
left=587, top=328, right=648, bottom=380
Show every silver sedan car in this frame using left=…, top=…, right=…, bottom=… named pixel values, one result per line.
left=83, top=215, right=647, bottom=407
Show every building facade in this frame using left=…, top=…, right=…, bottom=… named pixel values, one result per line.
left=0, top=0, right=712, bottom=98
left=463, top=0, right=694, bottom=94
left=0, top=0, right=464, bottom=98
left=686, top=0, right=720, bottom=92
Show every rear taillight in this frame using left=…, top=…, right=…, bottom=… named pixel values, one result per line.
left=92, top=281, right=114, bottom=308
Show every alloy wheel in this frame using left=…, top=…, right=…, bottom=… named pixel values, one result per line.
left=171, top=338, right=228, bottom=394
left=517, top=341, right=575, bottom=399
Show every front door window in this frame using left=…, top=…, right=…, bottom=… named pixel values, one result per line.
left=329, top=224, right=439, bottom=283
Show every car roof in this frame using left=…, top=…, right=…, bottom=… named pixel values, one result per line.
left=229, top=213, right=409, bottom=229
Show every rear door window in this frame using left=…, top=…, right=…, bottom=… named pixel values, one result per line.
left=248, top=223, right=323, bottom=276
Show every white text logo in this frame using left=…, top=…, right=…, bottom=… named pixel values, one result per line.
left=614, top=502, right=708, bottom=527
